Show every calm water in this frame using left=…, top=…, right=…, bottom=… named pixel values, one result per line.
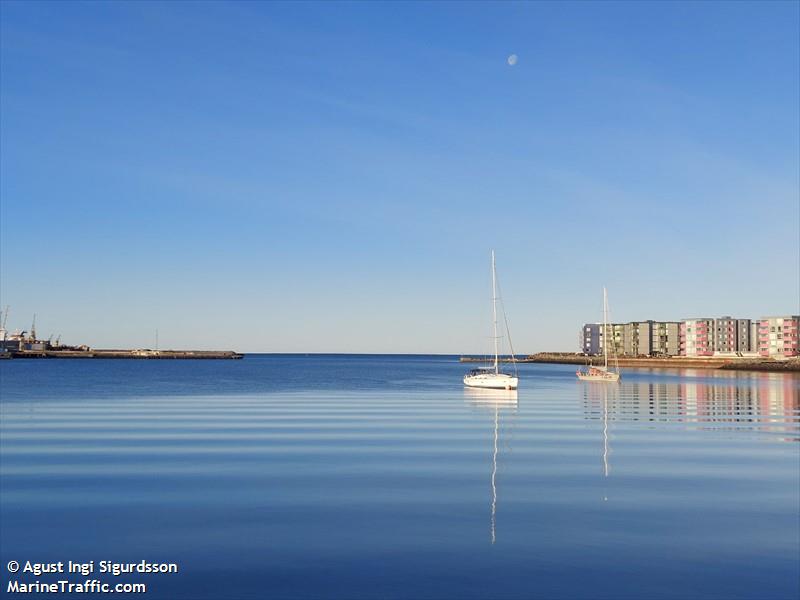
left=1, top=355, right=798, bottom=599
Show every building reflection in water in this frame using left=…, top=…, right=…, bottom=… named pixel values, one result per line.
left=464, top=388, right=518, bottom=544
left=581, top=372, right=799, bottom=442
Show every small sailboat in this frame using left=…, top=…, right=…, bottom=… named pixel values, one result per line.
left=464, top=251, right=519, bottom=390
left=577, top=287, right=620, bottom=383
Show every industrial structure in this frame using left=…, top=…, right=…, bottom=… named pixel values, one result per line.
left=0, top=308, right=60, bottom=353
left=0, top=307, right=241, bottom=359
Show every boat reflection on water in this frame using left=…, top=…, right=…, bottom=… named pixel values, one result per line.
left=601, top=385, right=612, bottom=502
left=580, top=384, right=614, bottom=500
left=464, top=387, right=518, bottom=544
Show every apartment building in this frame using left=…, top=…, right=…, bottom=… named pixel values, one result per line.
left=623, top=321, right=681, bottom=356
left=680, top=319, right=714, bottom=357
left=680, top=317, right=758, bottom=356
left=622, top=322, right=649, bottom=356
left=713, top=317, right=738, bottom=353
left=737, top=319, right=752, bottom=353
left=607, top=323, right=625, bottom=357
left=581, top=316, right=797, bottom=358
left=581, top=323, right=602, bottom=355
left=649, top=321, right=681, bottom=356
left=711, top=317, right=754, bottom=353
left=579, top=322, right=624, bottom=356
left=581, top=320, right=681, bottom=357
left=758, top=316, right=800, bottom=358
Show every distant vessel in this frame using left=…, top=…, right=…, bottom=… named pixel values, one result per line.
left=464, top=251, right=519, bottom=390
left=577, top=287, right=620, bottom=383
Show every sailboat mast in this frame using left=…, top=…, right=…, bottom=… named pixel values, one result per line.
left=603, top=287, right=609, bottom=370
left=492, top=250, right=499, bottom=375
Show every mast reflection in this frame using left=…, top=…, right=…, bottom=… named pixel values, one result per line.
left=582, top=384, right=614, bottom=500
left=602, top=385, right=610, bottom=480
left=464, top=387, right=518, bottom=544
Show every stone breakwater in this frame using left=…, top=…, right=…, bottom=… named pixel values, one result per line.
left=460, top=353, right=800, bottom=373
left=5, top=349, right=243, bottom=359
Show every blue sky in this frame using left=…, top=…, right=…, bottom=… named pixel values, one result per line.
left=1, top=1, right=798, bottom=353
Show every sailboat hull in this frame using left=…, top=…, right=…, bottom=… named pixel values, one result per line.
left=464, top=373, right=519, bottom=390
left=576, top=371, right=620, bottom=382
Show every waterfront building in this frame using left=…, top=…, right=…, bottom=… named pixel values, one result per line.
left=607, top=323, right=625, bottom=357
left=649, top=321, right=681, bottom=356
left=680, top=317, right=758, bottom=356
left=750, top=322, right=760, bottom=352
left=581, top=316, right=796, bottom=358
left=581, top=323, right=601, bottom=355
left=713, top=316, right=739, bottom=353
left=737, top=319, right=753, bottom=352
left=581, top=320, right=681, bottom=357
left=580, top=322, right=624, bottom=356
left=710, top=317, right=754, bottom=354
left=579, top=322, right=624, bottom=356
left=680, top=319, right=714, bottom=357
left=622, top=321, right=680, bottom=356
left=758, top=316, right=800, bottom=358
left=622, top=322, right=649, bottom=356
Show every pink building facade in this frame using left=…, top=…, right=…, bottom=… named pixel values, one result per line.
left=680, top=319, right=714, bottom=356
left=758, top=316, right=800, bottom=358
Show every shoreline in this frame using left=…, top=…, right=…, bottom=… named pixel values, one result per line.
left=2, top=349, right=243, bottom=360
left=460, top=353, right=800, bottom=373
left=2, top=350, right=797, bottom=372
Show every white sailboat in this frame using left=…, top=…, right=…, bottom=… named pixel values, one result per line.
left=464, top=251, right=519, bottom=390
left=577, top=287, right=621, bottom=383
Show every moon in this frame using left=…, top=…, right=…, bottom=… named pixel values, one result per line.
left=507, top=54, right=518, bottom=66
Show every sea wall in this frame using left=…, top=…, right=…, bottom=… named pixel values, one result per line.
left=7, top=349, right=243, bottom=359
left=461, top=353, right=800, bottom=373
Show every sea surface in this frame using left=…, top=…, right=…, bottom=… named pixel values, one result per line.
left=1, top=355, right=798, bottom=599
